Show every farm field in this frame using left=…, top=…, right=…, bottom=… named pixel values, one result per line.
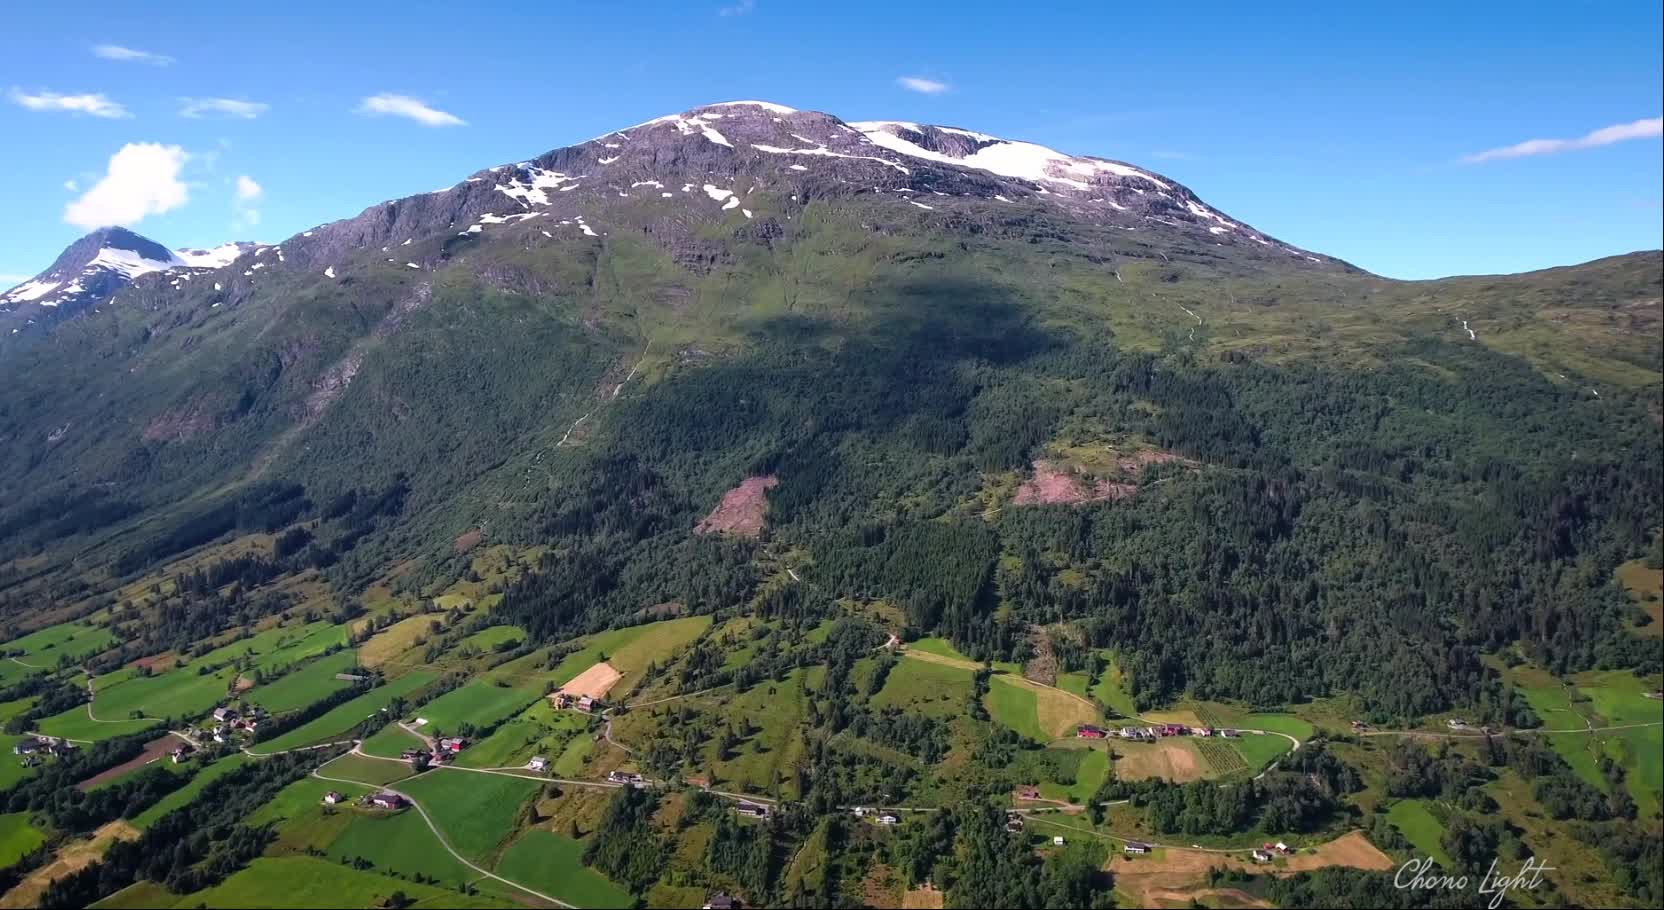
left=78, top=733, right=188, bottom=791
left=174, top=856, right=513, bottom=909
left=0, top=811, right=46, bottom=867
left=249, top=776, right=372, bottom=828
left=1090, top=653, right=1140, bottom=718
left=1386, top=799, right=1453, bottom=867
left=131, top=753, right=250, bottom=828
left=1113, top=738, right=1209, bottom=783
left=35, top=704, right=162, bottom=743
left=984, top=675, right=1045, bottom=742
left=248, top=650, right=360, bottom=713
left=456, top=625, right=525, bottom=653
left=87, top=880, right=180, bottom=909
left=495, top=830, right=633, bottom=908
left=870, top=657, right=973, bottom=717
left=1229, top=733, right=1296, bottom=773
left=250, top=624, right=351, bottom=674
left=3, top=622, right=117, bottom=666
left=0, top=736, right=40, bottom=789
left=251, top=672, right=435, bottom=753
left=357, top=613, right=448, bottom=668
left=413, top=680, right=541, bottom=734
left=452, top=700, right=592, bottom=769
left=317, top=751, right=417, bottom=786
left=398, top=768, right=540, bottom=863
left=324, top=806, right=482, bottom=886
left=542, top=616, right=712, bottom=695
left=358, top=723, right=428, bottom=759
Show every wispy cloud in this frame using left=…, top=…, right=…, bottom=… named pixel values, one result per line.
left=235, top=175, right=263, bottom=202
left=232, top=175, right=262, bottom=229
left=64, top=143, right=190, bottom=229
left=897, top=76, right=950, bottom=95
left=719, top=0, right=755, bottom=14
left=8, top=88, right=130, bottom=118
left=1150, top=150, right=1194, bottom=161
left=180, top=97, right=268, bottom=119
left=93, top=44, right=174, bottom=66
left=1463, top=117, right=1662, bottom=163
left=357, top=93, right=465, bottom=127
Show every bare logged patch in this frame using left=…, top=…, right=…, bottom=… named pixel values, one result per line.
left=1146, top=888, right=1273, bottom=909
left=130, top=652, right=177, bottom=673
left=1286, top=831, right=1393, bottom=873
left=558, top=661, right=623, bottom=701
left=77, top=733, right=187, bottom=791
left=1114, top=739, right=1207, bottom=783
left=861, top=863, right=904, bottom=909
left=695, top=475, right=779, bottom=537
left=0, top=821, right=139, bottom=908
left=902, top=883, right=945, bottom=909
left=453, top=529, right=483, bottom=554
left=1013, top=461, right=1138, bottom=507
left=1108, top=832, right=1394, bottom=907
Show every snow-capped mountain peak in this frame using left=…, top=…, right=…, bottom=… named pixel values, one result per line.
left=1, top=228, right=258, bottom=321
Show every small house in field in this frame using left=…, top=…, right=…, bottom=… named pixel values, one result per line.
left=878, top=813, right=900, bottom=826
left=852, top=806, right=872, bottom=818
left=1016, top=786, right=1041, bottom=800
left=528, top=756, right=549, bottom=772
left=577, top=695, right=598, bottom=712
left=553, top=692, right=574, bottom=709
left=212, top=706, right=238, bottom=724
left=322, top=791, right=345, bottom=806
left=1124, top=841, right=1151, bottom=855
left=1251, top=848, right=1273, bottom=863
left=370, top=792, right=407, bottom=810
left=1274, top=841, right=1291, bottom=854
left=1446, top=718, right=1469, bottom=730
left=170, top=744, right=194, bottom=764
left=1193, top=726, right=1212, bottom=738
left=702, top=895, right=740, bottom=910
left=1076, top=725, right=1108, bottom=739
left=437, top=736, right=468, bottom=753
left=1052, top=836, right=1065, bottom=846
left=734, top=801, right=770, bottom=819
left=1220, top=728, right=1240, bottom=738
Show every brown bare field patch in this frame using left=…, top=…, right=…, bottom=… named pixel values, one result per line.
left=452, top=528, right=483, bottom=554
left=1108, top=832, right=1391, bottom=907
left=0, top=820, right=139, bottom=908
left=130, top=652, right=177, bottom=673
left=1013, top=461, right=1137, bottom=507
left=1114, top=739, right=1206, bottom=783
left=860, top=862, right=904, bottom=909
left=695, top=475, right=779, bottom=537
left=558, top=661, right=623, bottom=700
left=1146, top=887, right=1272, bottom=909
left=1032, top=683, right=1101, bottom=740
left=902, top=883, right=945, bottom=909
left=77, top=733, right=186, bottom=791
left=1142, top=708, right=1204, bottom=727
left=1286, top=831, right=1392, bottom=873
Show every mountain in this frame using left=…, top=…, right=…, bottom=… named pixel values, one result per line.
left=0, top=100, right=1658, bottom=718
left=0, top=228, right=260, bottom=332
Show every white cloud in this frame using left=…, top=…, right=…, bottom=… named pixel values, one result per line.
left=93, top=44, right=174, bottom=66
left=232, top=176, right=262, bottom=229
left=64, top=179, right=78, bottom=191
left=897, top=76, right=950, bottom=95
left=9, top=88, right=130, bottom=118
left=63, top=143, right=190, bottom=229
left=235, top=175, right=263, bottom=201
left=357, top=93, right=465, bottom=127
left=1464, top=117, right=1663, bottom=163
left=179, top=97, right=268, bottom=119
left=719, top=0, right=755, bottom=14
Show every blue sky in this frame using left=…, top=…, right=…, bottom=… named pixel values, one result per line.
left=1, top=1, right=1659, bottom=281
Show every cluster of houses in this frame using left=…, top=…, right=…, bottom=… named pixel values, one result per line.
left=1251, top=841, right=1294, bottom=863
left=1079, top=723, right=1239, bottom=741
left=12, top=735, right=77, bottom=763
left=552, top=692, right=602, bottom=713
left=397, top=736, right=469, bottom=768
left=195, top=704, right=268, bottom=744
left=850, top=807, right=901, bottom=826
left=170, top=742, right=196, bottom=764
left=321, top=790, right=409, bottom=811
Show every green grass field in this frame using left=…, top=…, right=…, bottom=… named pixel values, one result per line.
left=552, top=735, right=594, bottom=777
left=457, top=625, right=525, bottom=653
left=87, top=880, right=181, bottom=909
left=248, top=650, right=360, bottom=713
left=325, top=807, right=483, bottom=886
left=35, top=705, right=163, bottom=742
left=0, top=737, right=41, bottom=790
left=452, top=700, right=591, bottom=769
left=249, top=776, right=373, bottom=828
left=250, top=624, right=351, bottom=673
left=1242, top=714, right=1316, bottom=741
left=253, top=672, right=435, bottom=753
left=358, top=722, right=429, bottom=759
left=533, top=616, right=713, bottom=693
left=131, top=753, right=251, bottom=829
left=0, top=811, right=46, bottom=867
left=1574, top=671, right=1663, bottom=726
left=412, top=681, right=541, bottom=735
left=4, top=621, right=118, bottom=665
left=0, top=695, right=38, bottom=724
left=985, top=675, right=1047, bottom=742
left=906, top=637, right=1021, bottom=672
left=69, top=662, right=240, bottom=729
left=495, top=830, right=633, bottom=908
left=399, top=768, right=539, bottom=863
left=174, top=856, right=512, bottom=909
left=1090, top=652, right=1140, bottom=718
left=870, top=657, right=973, bottom=718
left=1230, top=733, right=1297, bottom=773
left=1386, top=799, right=1453, bottom=867
left=317, top=751, right=417, bottom=786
